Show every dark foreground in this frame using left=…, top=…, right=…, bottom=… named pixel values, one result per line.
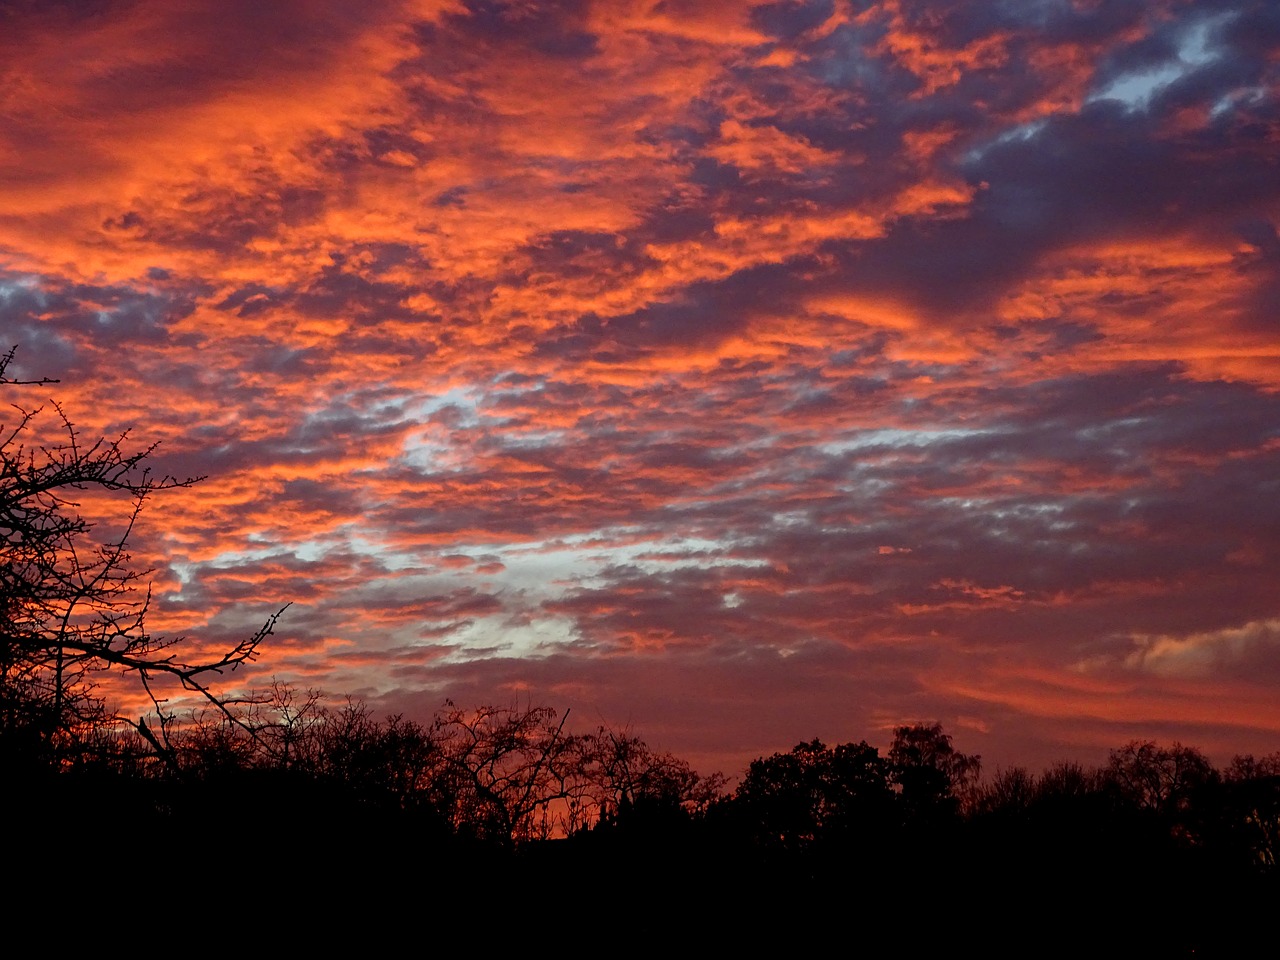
left=7, top=717, right=1276, bottom=956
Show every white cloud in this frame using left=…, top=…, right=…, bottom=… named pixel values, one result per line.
left=1121, top=618, right=1280, bottom=678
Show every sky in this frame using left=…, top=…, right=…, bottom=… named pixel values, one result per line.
left=2, top=0, right=1278, bottom=776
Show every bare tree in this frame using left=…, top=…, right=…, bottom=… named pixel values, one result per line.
left=1224, top=752, right=1280, bottom=871
left=587, top=726, right=724, bottom=826
left=432, top=701, right=589, bottom=844
left=1105, top=740, right=1217, bottom=817
left=0, top=346, right=283, bottom=766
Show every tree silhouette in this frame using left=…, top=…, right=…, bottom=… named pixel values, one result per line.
left=888, top=722, right=981, bottom=823
left=0, top=346, right=283, bottom=768
left=1223, top=752, right=1280, bottom=872
left=1105, top=740, right=1217, bottom=818
left=587, top=726, right=724, bottom=831
left=431, top=701, right=588, bottom=844
left=731, top=738, right=895, bottom=851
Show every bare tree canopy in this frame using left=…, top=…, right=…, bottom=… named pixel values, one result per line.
left=0, top=345, right=282, bottom=764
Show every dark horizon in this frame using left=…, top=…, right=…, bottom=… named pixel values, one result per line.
left=1, top=0, right=1278, bottom=778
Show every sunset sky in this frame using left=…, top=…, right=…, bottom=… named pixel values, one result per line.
left=2, top=0, right=1278, bottom=775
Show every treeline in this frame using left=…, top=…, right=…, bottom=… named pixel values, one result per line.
left=6, top=690, right=1278, bottom=952
left=11, top=683, right=1277, bottom=872
left=7, top=685, right=721, bottom=846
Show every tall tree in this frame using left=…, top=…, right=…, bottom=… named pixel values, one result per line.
left=888, top=722, right=981, bottom=823
left=732, top=738, right=895, bottom=850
